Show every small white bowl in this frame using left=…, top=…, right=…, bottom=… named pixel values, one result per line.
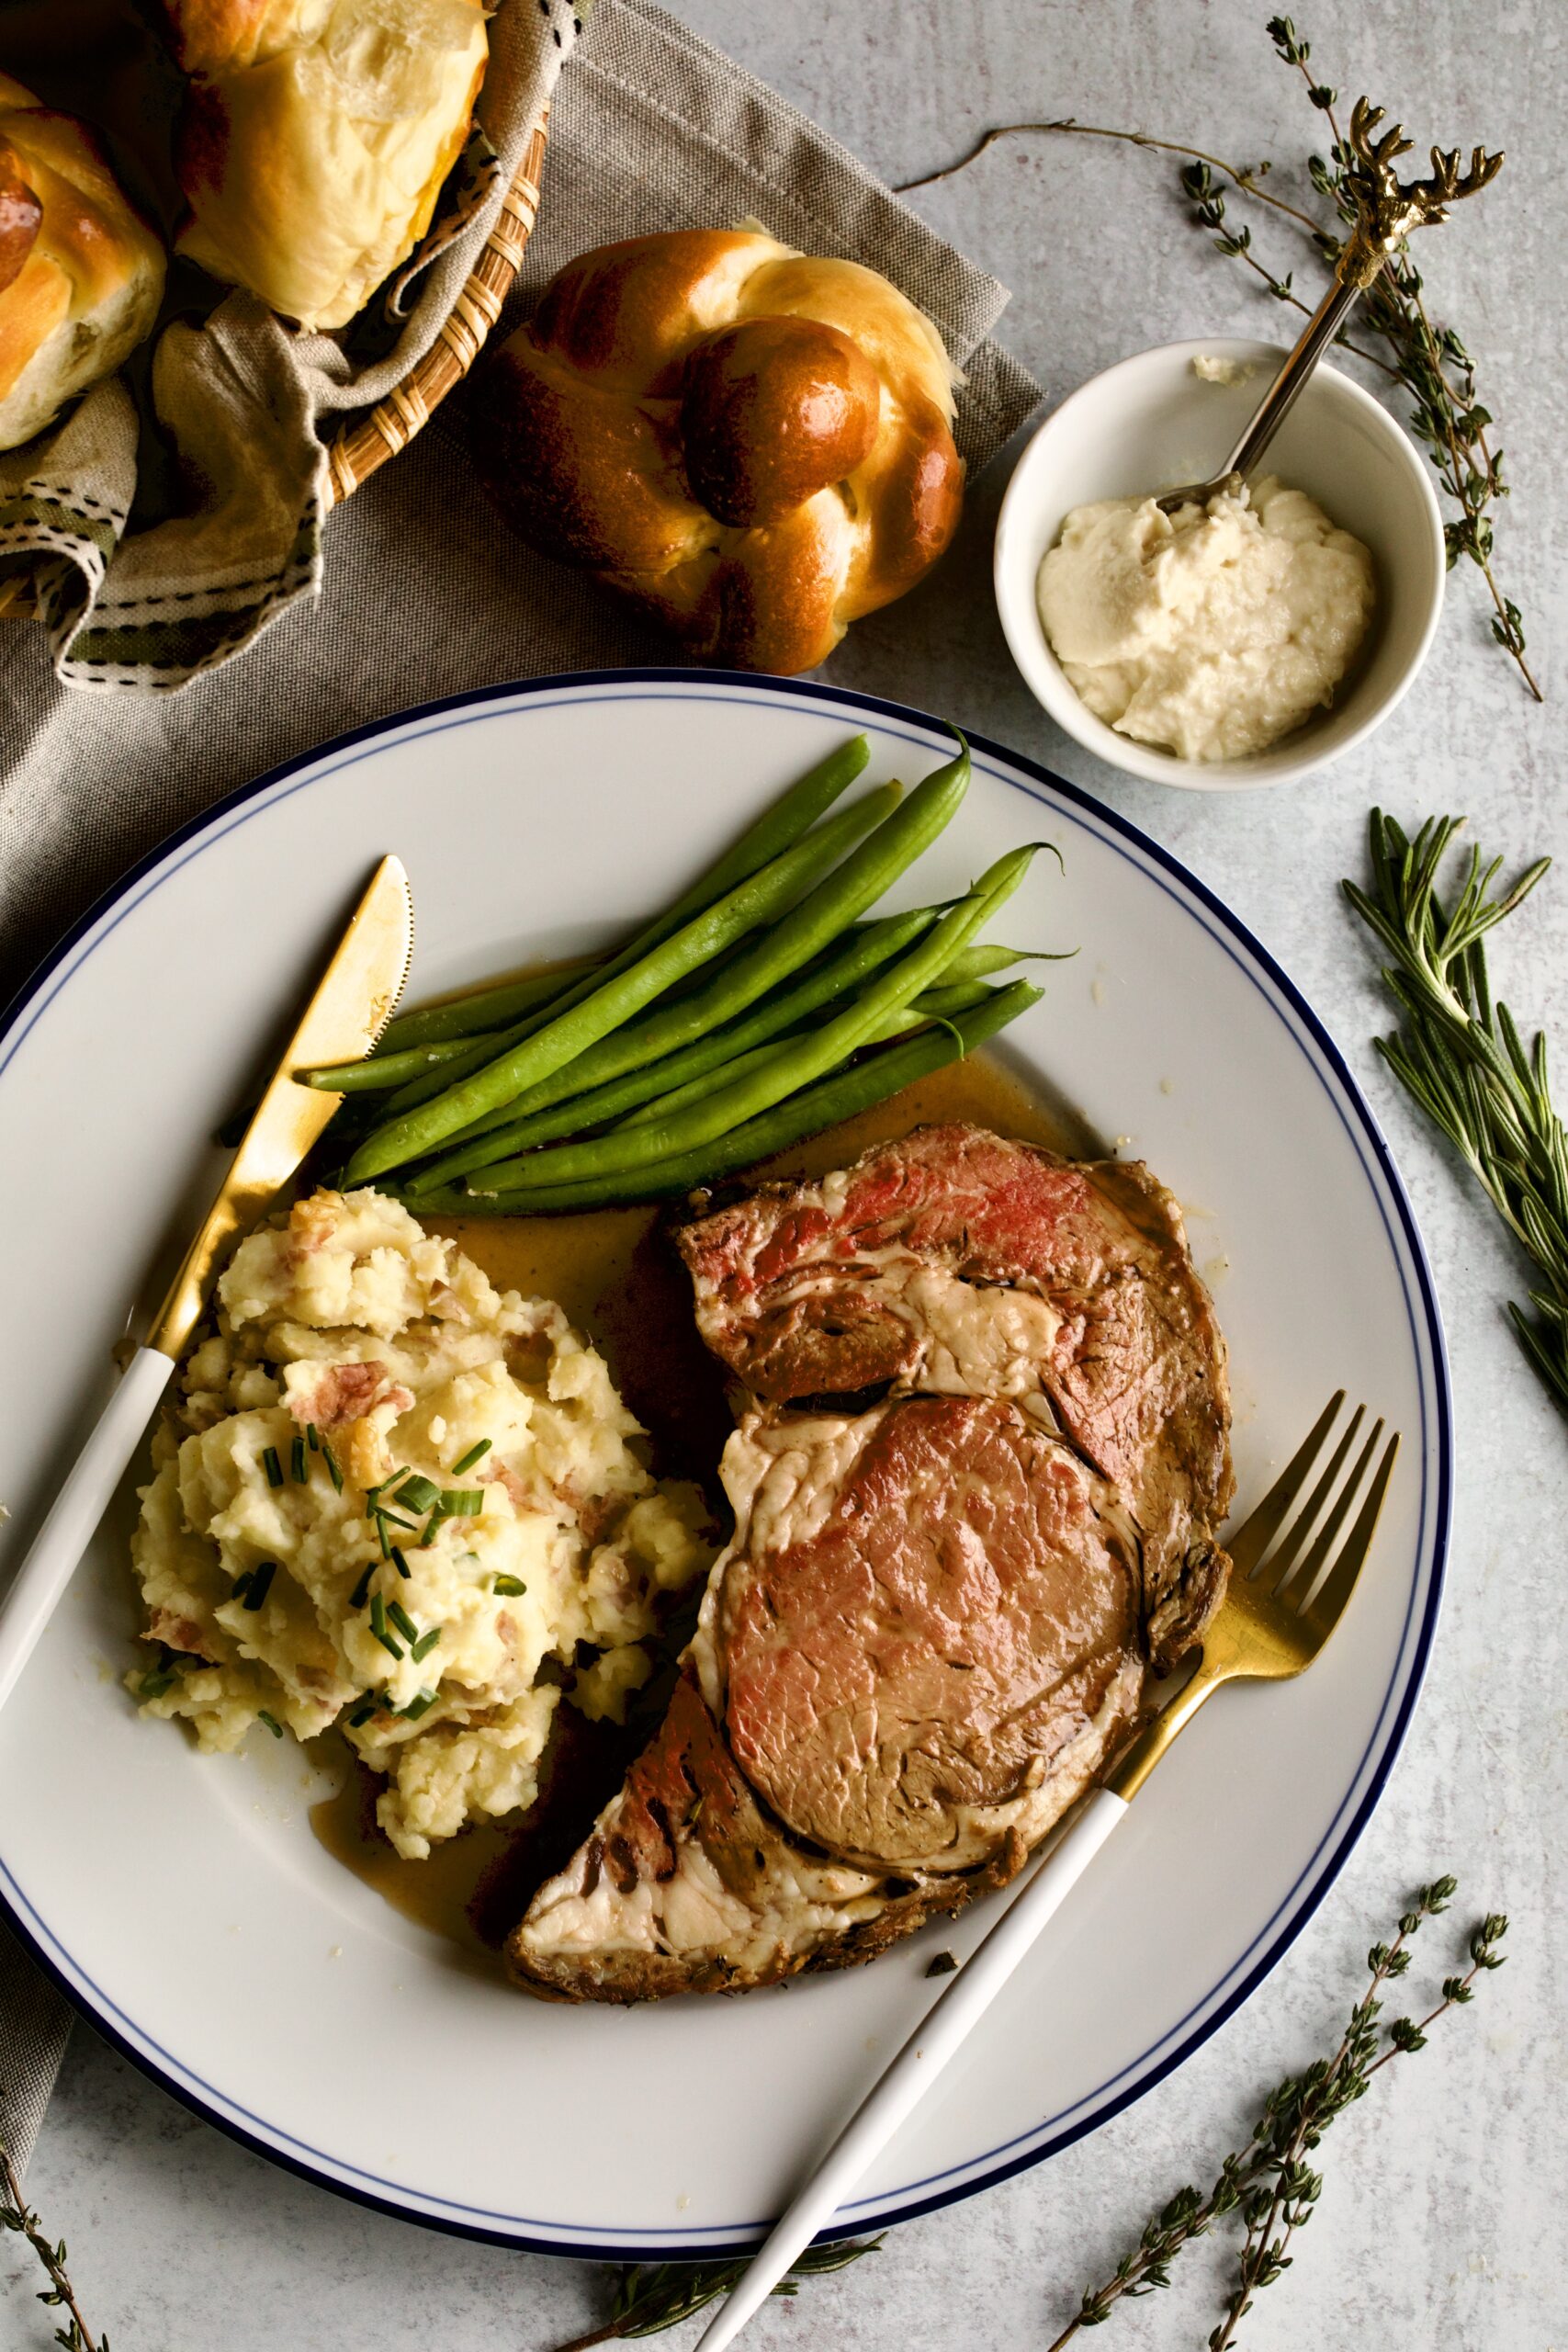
left=993, top=336, right=1445, bottom=789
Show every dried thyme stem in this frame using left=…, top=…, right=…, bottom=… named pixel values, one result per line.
left=0, top=2133, right=105, bottom=2352
left=549, top=2239, right=882, bottom=2348
left=1048, top=1883, right=1506, bottom=2350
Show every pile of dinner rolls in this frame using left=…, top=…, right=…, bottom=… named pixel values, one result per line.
left=0, top=4, right=965, bottom=670
left=0, top=0, right=490, bottom=450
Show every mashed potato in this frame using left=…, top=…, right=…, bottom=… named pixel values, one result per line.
left=1036, top=476, right=1376, bottom=761
left=130, top=1190, right=716, bottom=1858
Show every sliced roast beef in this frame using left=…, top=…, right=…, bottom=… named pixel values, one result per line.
left=510, top=1659, right=1031, bottom=2002
left=509, top=1125, right=1234, bottom=1999
left=717, top=1395, right=1142, bottom=1871
left=676, top=1125, right=1233, bottom=1669
left=510, top=1396, right=1142, bottom=1997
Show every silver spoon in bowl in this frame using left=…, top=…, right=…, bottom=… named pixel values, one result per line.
left=1157, top=100, right=1503, bottom=514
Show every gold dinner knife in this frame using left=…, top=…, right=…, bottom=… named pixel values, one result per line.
left=0, top=855, right=412, bottom=1716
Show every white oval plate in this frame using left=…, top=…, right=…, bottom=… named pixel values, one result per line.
left=0, top=672, right=1449, bottom=2257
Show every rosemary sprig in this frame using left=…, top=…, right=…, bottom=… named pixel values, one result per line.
left=1344, top=811, right=1565, bottom=1408
left=0, top=2132, right=107, bottom=2352
left=550, top=2237, right=882, bottom=2349
left=897, top=20, right=1537, bottom=695
left=1048, top=1881, right=1506, bottom=2348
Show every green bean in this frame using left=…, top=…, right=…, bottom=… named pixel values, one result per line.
left=303, top=1035, right=508, bottom=1094
left=615, top=978, right=1001, bottom=1130
left=403, top=906, right=941, bottom=1195
left=409, top=981, right=1043, bottom=1217
left=475, top=842, right=1040, bottom=1198
left=358, top=956, right=603, bottom=1062
left=344, top=782, right=899, bottom=1185
left=370, top=736, right=869, bottom=1065
left=942, top=942, right=1067, bottom=983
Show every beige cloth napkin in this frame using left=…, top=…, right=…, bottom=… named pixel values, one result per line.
left=0, top=0, right=1042, bottom=2177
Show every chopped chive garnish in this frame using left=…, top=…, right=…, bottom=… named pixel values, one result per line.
left=390, top=1546, right=412, bottom=1580
left=323, top=1445, right=343, bottom=1493
left=418, top=1516, right=440, bottom=1548
left=378, top=1509, right=420, bottom=1533
left=387, top=1600, right=419, bottom=1645
left=410, top=1626, right=441, bottom=1663
left=371, top=1627, right=404, bottom=1661
left=140, top=1671, right=175, bottom=1699
left=243, top=1561, right=276, bottom=1611
left=231, top=1569, right=254, bottom=1602
left=290, top=1435, right=308, bottom=1483
left=346, top=1698, right=377, bottom=1728
left=451, top=1439, right=491, bottom=1476
left=370, top=1592, right=389, bottom=1635
left=306, top=1422, right=321, bottom=1452
left=262, top=1446, right=283, bottom=1488
left=350, top=1564, right=375, bottom=1611
left=400, top=1688, right=439, bottom=1721
left=392, top=1472, right=440, bottom=1513
left=492, top=1575, right=526, bottom=1597
left=257, top=1710, right=284, bottom=1739
left=439, top=1487, right=484, bottom=1518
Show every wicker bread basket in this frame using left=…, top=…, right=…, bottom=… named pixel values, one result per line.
left=0, top=109, right=550, bottom=627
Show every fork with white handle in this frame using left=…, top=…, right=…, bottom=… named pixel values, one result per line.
left=694, top=1391, right=1399, bottom=2350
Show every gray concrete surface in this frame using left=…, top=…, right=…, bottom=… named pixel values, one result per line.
left=3, top=2, right=1564, bottom=2346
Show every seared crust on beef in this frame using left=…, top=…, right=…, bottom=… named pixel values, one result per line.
left=508, top=1664, right=1035, bottom=2000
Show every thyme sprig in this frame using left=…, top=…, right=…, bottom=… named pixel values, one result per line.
left=897, top=18, right=1537, bottom=695
left=550, top=2236, right=882, bottom=2349
left=0, top=2133, right=107, bottom=2352
left=1261, top=19, right=1538, bottom=697
left=1047, top=1882, right=1506, bottom=2349
left=1344, top=811, right=1565, bottom=1408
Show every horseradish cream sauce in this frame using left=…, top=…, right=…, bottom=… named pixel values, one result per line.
left=1036, top=477, right=1375, bottom=761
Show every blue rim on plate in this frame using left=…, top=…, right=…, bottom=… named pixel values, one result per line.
left=0, top=669, right=1450, bottom=2258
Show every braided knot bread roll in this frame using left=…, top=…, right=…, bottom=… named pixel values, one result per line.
left=0, top=74, right=165, bottom=453
left=164, top=0, right=488, bottom=332
left=474, top=229, right=966, bottom=673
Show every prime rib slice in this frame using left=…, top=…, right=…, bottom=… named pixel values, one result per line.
left=675, top=1125, right=1233, bottom=1669
left=510, top=1396, right=1144, bottom=1998
left=507, top=1125, right=1232, bottom=2000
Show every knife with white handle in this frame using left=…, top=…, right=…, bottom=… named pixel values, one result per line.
left=693, top=1788, right=1129, bottom=2352
left=0, top=855, right=412, bottom=1718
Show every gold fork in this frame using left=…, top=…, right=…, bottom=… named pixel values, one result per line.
left=1107, top=1389, right=1400, bottom=1800
left=694, top=1391, right=1402, bottom=2352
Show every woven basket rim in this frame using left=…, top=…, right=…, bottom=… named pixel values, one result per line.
left=0, top=106, right=549, bottom=625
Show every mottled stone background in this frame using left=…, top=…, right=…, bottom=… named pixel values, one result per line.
left=3, top=2, right=1562, bottom=2346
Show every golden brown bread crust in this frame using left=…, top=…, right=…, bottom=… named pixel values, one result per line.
left=471, top=228, right=965, bottom=674
left=0, top=141, right=43, bottom=299
left=163, top=0, right=488, bottom=331
left=0, top=74, right=165, bottom=452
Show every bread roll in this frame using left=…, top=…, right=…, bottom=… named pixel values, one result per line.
left=0, top=73, right=165, bottom=453
left=163, top=0, right=489, bottom=332
left=472, top=228, right=965, bottom=674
